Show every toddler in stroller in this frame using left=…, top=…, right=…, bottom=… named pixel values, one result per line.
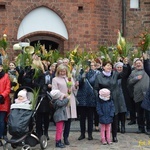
left=3, top=86, right=48, bottom=150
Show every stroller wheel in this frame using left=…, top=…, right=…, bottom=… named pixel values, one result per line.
left=21, top=144, right=31, bottom=150
left=40, top=135, right=48, bottom=149
left=3, top=143, right=12, bottom=150
left=11, top=143, right=17, bottom=148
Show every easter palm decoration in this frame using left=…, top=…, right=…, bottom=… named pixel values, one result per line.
left=117, top=30, right=132, bottom=58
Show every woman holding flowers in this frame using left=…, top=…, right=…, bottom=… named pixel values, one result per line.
left=52, top=64, right=77, bottom=145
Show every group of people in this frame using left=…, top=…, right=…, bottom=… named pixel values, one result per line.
left=0, top=51, right=150, bottom=148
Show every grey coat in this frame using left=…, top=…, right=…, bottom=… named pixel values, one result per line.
left=52, top=98, right=69, bottom=123
left=128, top=69, right=149, bottom=103
left=94, top=68, right=128, bottom=115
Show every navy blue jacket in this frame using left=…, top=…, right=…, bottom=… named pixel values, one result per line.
left=76, top=69, right=98, bottom=107
left=141, top=59, right=150, bottom=111
left=96, top=98, right=115, bottom=124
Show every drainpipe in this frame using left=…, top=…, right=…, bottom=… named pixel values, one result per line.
left=122, top=0, right=126, bottom=37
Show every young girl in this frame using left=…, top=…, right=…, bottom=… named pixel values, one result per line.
left=96, top=88, right=115, bottom=145
left=50, top=89, right=69, bottom=148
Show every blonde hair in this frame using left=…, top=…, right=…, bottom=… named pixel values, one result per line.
left=55, top=64, right=68, bottom=77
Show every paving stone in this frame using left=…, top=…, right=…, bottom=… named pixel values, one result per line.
left=2, top=120, right=150, bottom=150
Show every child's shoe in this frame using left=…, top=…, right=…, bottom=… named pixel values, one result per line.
left=101, top=139, right=107, bottom=145
left=107, top=141, right=112, bottom=145
left=56, top=140, right=65, bottom=148
left=107, top=139, right=112, bottom=145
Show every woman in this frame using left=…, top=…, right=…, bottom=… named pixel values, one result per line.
left=94, top=60, right=128, bottom=142
left=32, top=58, right=51, bottom=140
left=114, top=61, right=131, bottom=133
left=76, top=63, right=98, bottom=140
left=0, top=61, right=11, bottom=146
left=52, top=64, right=77, bottom=145
left=8, top=62, right=19, bottom=102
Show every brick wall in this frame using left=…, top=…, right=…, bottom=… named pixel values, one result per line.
left=0, top=0, right=122, bottom=60
left=126, top=0, right=150, bottom=46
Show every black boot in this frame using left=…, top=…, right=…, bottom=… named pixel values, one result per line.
left=117, top=121, right=120, bottom=132
left=128, top=120, right=136, bottom=125
left=44, top=132, right=50, bottom=140
left=121, top=125, right=125, bottom=133
left=64, top=138, right=70, bottom=145
left=56, top=140, right=65, bottom=148
left=136, top=127, right=145, bottom=134
left=121, top=119, right=125, bottom=133
left=112, top=136, right=118, bottom=143
left=88, top=133, right=93, bottom=140
left=78, top=134, right=85, bottom=140
left=120, top=113, right=126, bottom=133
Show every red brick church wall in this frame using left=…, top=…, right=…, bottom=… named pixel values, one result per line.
left=126, top=0, right=150, bottom=46
left=0, top=0, right=122, bottom=60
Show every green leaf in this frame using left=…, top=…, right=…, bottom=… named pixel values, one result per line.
left=31, top=88, right=40, bottom=110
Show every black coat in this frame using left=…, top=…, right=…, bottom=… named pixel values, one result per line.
left=34, top=72, right=51, bottom=113
left=120, top=64, right=132, bottom=110
left=18, top=66, right=35, bottom=88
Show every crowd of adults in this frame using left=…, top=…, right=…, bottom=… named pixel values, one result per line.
left=0, top=51, right=150, bottom=147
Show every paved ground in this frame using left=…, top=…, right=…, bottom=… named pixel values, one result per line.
left=1, top=120, right=150, bottom=150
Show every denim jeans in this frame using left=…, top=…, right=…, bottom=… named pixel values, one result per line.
left=0, top=111, right=7, bottom=138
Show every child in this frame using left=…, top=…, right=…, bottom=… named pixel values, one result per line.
left=96, top=88, right=115, bottom=145
left=50, top=89, right=69, bottom=148
left=15, top=89, right=30, bottom=104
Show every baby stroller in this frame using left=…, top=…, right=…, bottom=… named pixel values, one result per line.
left=3, top=86, right=48, bottom=150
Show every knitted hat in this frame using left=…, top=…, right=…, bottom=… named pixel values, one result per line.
left=114, top=62, right=123, bottom=68
left=50, top=90, right=63, bottom=100
left=133, top=58, right=140, bottom=64
left=18, top=89, right=27, bottom=99
left=99, top=88, right=110, bottom=101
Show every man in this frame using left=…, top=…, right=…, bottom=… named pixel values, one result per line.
left=128, top=59, right=149, bottom=133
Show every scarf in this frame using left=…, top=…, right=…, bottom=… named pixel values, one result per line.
left=0, top=70, right=5, bottom=79
left=102, top=71, right=111, bottom=77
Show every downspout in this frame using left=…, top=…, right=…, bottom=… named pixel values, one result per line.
left=122, top=0, right=126, bottom=37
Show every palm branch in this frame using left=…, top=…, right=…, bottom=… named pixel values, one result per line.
left=31, top=88, right=40, bottom=110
